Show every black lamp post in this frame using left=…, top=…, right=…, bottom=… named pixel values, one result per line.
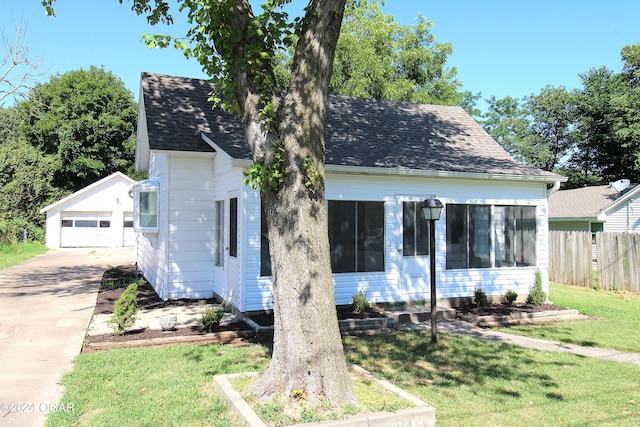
left=419, top=197, right=443, bottom=343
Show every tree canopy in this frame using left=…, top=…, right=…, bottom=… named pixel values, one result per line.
left=331, top=1, right=476, bottom=109
left=17, top=66, right=138, bottom=192
left=481, top=43, right=640, bottom=187
left=271, top=0, right=479, bottom=114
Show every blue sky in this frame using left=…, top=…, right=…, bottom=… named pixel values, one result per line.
left=1, top=1, right=639, bottom=112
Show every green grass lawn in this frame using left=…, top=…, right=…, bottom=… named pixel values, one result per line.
left=0, top=242, right=48, bottom=269
left=496, top=283, right=640, bottom=353
left=47, top=330, right=640, bottom=427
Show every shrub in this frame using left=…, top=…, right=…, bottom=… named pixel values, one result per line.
left=474, top=288, right=488, bottom=307
left=0, top=218, right=44, bottom=244
left=351, top=290, right=370, bottom=313
left=505, top=290, right=518, bottom=305
left=202, top=307, right=225, bottom=332
left=527, top=270, right=548, bottom=305
left=107, top=282, right=139, bottom=335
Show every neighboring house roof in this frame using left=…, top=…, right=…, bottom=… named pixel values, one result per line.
left=548, top=183, right=640, bottom=219
left=139, top=72, right=562, bottom=182
left=39, top=172, right=135, bottom=214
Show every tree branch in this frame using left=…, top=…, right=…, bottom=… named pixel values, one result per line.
left=0, top=21, right=45, bottom=105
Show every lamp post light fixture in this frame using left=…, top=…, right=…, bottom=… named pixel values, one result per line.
left=419, top=197, right=443, bottom=343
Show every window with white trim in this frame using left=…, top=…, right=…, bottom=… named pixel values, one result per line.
left=328, top=200, right=385, bottom=273
left=446, top=204, right=537, bottom=269
left=133, top=179, right=159, bottom=233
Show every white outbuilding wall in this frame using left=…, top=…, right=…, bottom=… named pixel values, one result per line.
left=40, top=172, right=136, bottom=248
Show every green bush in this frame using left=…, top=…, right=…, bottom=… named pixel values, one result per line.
left=107, top=282, right=139, bottom=335
left=351, top=290, right=371, bottom=313
left=202, top=307, right=225, bottom=332
left=0, top=218, right=44, bottom=244
left=527, top=270, right=548, bottom=305
left=505, top=290, right=518, bottom=305
left=474, top=288, right=488, bottom=307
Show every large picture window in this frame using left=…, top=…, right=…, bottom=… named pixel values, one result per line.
left=446, top=204, right=536, bottom=269
left=328, top=201, right=385, bottom=273
left=260, top=200, right=385, bottom=276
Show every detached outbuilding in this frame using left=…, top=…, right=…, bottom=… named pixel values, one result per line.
left=548, top=180, right=640, bottom=234
left=134, top=72, right=565, bottom=312
left=40, top=172, right=136, bottom=248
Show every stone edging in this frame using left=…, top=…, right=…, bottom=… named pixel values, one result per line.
left=213, top=364, right=436, bottom=427
left=458, top=309, right=589, bottom=328
left=82, top=330, right=255, bottom=352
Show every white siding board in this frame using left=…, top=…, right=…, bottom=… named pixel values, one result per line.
left=163, top=156, right=216, bottom=299
left=136, top=152, right=170, bottom=298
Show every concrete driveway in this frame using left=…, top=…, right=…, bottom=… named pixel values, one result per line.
left=0, top=247, right=135, bottom=427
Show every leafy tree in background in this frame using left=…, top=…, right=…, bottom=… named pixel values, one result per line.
left=331, top=0, right=479, bottom=112
left=482, top=43, right=640, bottom=188
left=573, top=44, right=640, bottom=184
left=17, top=66, right=137, bottom=192
left=0, top=138, right=62, bottom=225
left=0, top=105, right=62, bottom=241
left=481, top=87, right=576, bottom=172
left=613, top=44, right=640, bottom=176
left=523, top=86, right=577, bottom=171
left=481, top=96, right=529, bottom=162
left=570, top=66, right=618, bottom=183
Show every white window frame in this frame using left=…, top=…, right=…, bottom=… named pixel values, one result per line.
left=133, top=178, right=159, bottom=233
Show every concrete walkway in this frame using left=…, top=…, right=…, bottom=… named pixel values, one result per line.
left=0, top=247, right=135, bottom=427
left=405, top=319, right=640, bottom=365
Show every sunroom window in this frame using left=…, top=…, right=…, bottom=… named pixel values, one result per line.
left=446, top=204, right=536, bottom=269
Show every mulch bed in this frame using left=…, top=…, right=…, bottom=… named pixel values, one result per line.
left=248, top=305, right=387, bottom=327
left=89, top=265, right=572, bottom=349
left=457, top=302, right=567, bottom=317
left=86, top=265, right=254, bottom=348
left=87, top=265, right=388, bottom=349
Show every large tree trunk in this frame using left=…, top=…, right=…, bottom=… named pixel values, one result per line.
left=250, top=0, right=355, bottom=406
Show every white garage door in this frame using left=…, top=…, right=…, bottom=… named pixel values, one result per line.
left=60, top=212, right=112, bottom=248
left=123, top=215, right=136, bottom=247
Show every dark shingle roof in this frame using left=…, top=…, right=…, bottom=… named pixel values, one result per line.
left=141, top=72, right=558, bottom=178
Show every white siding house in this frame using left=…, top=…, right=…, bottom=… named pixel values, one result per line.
left=549, top=182, right=640, bottom=234
left=134, top=72, right=565, bottom=312
left=40, top=172, right=136, bottom=249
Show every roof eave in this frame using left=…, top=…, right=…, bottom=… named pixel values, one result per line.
left=549, top=216, right=602, bottom=222
left=231, top=160, right=564, bottom=183
left=600, top=185, right=640, bottom=214
left=39, top=172, right=135, bottom=214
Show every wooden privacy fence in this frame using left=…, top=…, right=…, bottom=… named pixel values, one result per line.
left=596, top=232, right=640, bottom=292
left=549, top=231, right=593, bottom=288
left=549, top=231, right=640, bottom=291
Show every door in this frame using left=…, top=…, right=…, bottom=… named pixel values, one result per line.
left=60, top=212, right=112, bottom=247
left=396, top=196, right=431, bottom=299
